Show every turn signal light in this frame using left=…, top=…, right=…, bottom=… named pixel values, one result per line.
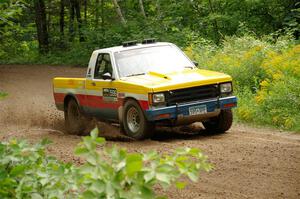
left=223, top=103, right=236, bottom=108
left=155, top=113, right=171, bottom=120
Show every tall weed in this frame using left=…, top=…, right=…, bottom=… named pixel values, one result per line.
left=187, top=35, right=300, bottom=131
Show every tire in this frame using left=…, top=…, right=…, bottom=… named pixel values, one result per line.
left=123, top=100, right=154, bottom=140
left=119, top=122, right=125, bottom=134
left=202, top=110, right=233, bottom=133
left=65, top=98, right=87, bottom=135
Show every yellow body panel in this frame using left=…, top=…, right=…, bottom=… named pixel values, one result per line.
left=53, top=77, right=86, bottom=89
left=85, top=79, right=152, bottom=94
left=53, top=68, right=232, bottom=94
left=119, top=68, right=232, bottom=92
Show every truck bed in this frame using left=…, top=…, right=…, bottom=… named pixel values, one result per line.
left=53, top=77, right=86, bottom=110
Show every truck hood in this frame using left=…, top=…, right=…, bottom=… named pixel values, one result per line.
left=120, top=68, right=232, bottom=92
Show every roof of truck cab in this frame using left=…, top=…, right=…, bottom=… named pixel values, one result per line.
left=93, top=42, right=174, bottom=54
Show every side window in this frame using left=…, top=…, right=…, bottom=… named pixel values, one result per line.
left=94, top=53, right=113, bottom=79
left=87, top=68, right=92, bottom=78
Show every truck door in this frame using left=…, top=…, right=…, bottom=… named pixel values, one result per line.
left=85, top=53, right=119, bottom=121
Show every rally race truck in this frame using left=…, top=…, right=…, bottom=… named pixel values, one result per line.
left=53, top=40, right=237, bottom=140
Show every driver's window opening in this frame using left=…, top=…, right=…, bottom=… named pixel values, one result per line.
left=94, top=53, right=113, bottom=79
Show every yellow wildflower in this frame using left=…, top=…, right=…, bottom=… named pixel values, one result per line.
left=284, top=118, right=294, bottom=129
left=184, top=46, right=194, bottom=60
left=254, top=45, right=263, bottom=51
left=260, top=80, right=269, bottom=88
left=272, top=72, right=283, bottom=80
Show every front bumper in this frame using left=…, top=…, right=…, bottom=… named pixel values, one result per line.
left=145, top=96, right=237, bottom=121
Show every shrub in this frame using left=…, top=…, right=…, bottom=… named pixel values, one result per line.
left=0, top=128, right=211, bottom=198
left=0, top=139, right=77, bottom=198
left=187, top=35, right=300, bottom=131
left=255, top=45, right=300, bottom=130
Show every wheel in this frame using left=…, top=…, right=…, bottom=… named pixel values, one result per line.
left=202, top=110, right=233, bottom=133
left=119, top=122, right=125, bottom=134
left=65, top=98, right=87, bottom=135
left=123, top=100, right=154, bottom=140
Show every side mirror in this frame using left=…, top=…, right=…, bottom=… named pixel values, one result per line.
left=192, top=61, right=199, bottom=66
left=102, top=72, right=113, bottom=80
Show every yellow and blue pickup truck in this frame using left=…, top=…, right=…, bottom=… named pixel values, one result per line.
left=53, top=39, right=237, bottom=139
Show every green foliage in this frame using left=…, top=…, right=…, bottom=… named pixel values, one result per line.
left=0, top=0, right=25, bottom=26
left=74, top=128, right=212, bottom=198
left=0, top=0, right=28, bottom=62
left=0, top=128, right=211, bottom=198
left=186, top=35, right=300, bottom=131
left=0, top=0, right=299, bottom=65
left=0, top=139, right=76, bottom=198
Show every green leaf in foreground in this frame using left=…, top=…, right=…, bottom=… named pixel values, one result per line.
left=126, top=153, right=143, bottom=176
left=0, top=128, right=212, bottom=198
left=175, top=181, right=187, bottom=189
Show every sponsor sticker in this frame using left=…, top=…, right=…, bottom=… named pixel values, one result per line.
left=103, top=88, right=118, bottom=102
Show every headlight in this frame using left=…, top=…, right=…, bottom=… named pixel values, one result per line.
left=220, top=83, right=232, bottom=93
left=153, top=93, right=165, bottom=103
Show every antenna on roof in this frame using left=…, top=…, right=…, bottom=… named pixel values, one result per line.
left=122, top=40, right=138, bottom=47
left=142, top=38, right=156, bottom=44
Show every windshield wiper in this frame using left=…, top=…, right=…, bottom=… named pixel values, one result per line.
left=125, top=73, right=146, bottom=77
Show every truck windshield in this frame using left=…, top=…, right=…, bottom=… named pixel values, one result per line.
left=115, top=45, right=194, bottom=78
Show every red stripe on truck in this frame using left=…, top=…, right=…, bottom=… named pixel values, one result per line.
left=53, top=93, right=65, bottom=103
left=83, top=95, right=121, bottom=109
left=53, top=93, right=149, bottom=110
left=139, top=100, right=149, bottom=110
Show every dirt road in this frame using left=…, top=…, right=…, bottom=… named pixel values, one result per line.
left=0, top=65, right=299, bottom=199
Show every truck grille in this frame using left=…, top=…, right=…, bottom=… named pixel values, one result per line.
left=166, top=84, right=219, bottom=106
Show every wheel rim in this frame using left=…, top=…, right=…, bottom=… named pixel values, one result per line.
left=127, top=106, right=140, bottom=133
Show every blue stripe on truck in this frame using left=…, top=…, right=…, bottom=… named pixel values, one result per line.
left=145, top=96, right=237, bottom=121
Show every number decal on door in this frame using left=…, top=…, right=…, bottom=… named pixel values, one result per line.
left=103, top=88, right=118, bottom=102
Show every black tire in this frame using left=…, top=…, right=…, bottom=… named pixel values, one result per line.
left=119, top=122, right=125, bottom=134
left=202, top=110, right=233, bottom=133
left=123, top=100, right=154, bottom=140
left=65, top=98, right=87, bottom=135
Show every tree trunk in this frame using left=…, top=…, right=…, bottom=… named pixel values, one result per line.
left=47, top=0, right=51, bottom=34
left=112, top=0, right=126, bottom=25
left=60, top=0, right=64, bottom=37
left=139, top=0, right=146, bottom=18
left=74, top=0, right=84, bottom=41
left=34, top=0, right=49, bottom=53
left=69, top=0, right=84, bottom=41
left=69, top=0, right=75, bottom=41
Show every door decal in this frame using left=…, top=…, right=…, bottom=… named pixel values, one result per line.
left=103, top=88, right=118, bottom=102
